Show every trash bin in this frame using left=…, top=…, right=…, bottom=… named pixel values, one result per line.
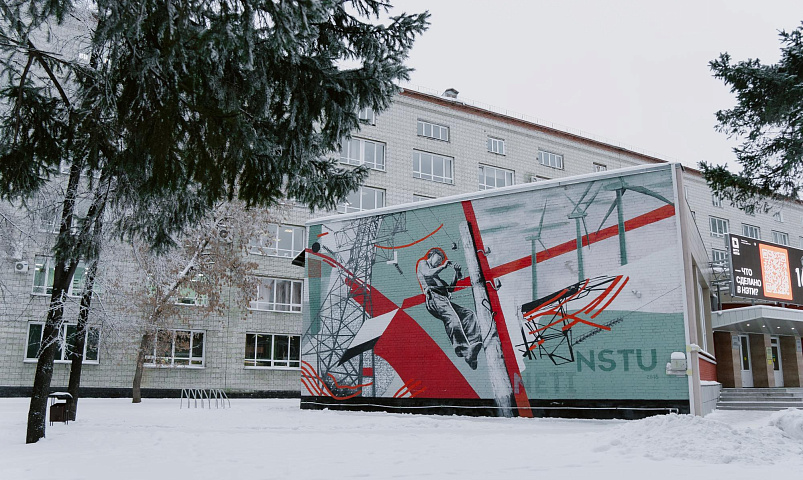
left=48, top=392, right=72, bottom=426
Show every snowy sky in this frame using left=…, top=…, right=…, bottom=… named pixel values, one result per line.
left=393, top=0, right=802, bottom=170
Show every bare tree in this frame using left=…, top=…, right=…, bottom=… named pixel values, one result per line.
left=125, top=201, right=277, bottom=403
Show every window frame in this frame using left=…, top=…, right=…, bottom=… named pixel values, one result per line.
left=248, top=224, right=306, bottom=258
left=538, top=150, right=564, bottom=170
left=31, top=255, right=88, bottom=297
left=487, top=137, right=505, bottom=155
left=144, top=329, right=205, bottom=368
left=25, top=322, right=100, bottom=364
left=358, top=107, right=375, bottom=125
left=339, top=136, right=386, bottom=171
left=711, top=249, right=728, bottom=269
left=412, top=150, right=454, bottom=185
left=772, top=230, right=789, bottom=246
left=593, top=163, right=607, bottom=172
left=478, top=164, right=515, bottom=190
left=773, top=211, right=784, bottom=223
left=37, top=203, right=60, bottom=233
left=249, top=277, right=303, bottom=313
left=416, top=120, right=449, bottom=142
left=243, top=333, right=301, bottom=369
left=174, top=275, right=209, bottom=307
left=741, top=223, right=760, bottom=239
left=712, top=194, right=723, bottom=208
left=709, top=216, right=729, bottom=238
left=337, top=186, right=386, bottom=213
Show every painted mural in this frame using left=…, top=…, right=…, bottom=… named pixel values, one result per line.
left=302, top=167, right=690, bottom=417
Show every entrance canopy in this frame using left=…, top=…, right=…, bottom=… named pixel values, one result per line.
left=713, top=305, right=803, bottom=336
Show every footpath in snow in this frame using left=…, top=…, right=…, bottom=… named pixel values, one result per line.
left=0, top=398, right=801, bottom=479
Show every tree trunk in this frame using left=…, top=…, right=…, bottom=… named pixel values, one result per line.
left=67, top=258, right=99, bottom=421
left=26, top=262, right=77, bottom=443
left=26, top=158, right=81, bottom=444
left=132, top=332, right=152, bottom=403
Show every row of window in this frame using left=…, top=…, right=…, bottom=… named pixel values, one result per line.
left=339, top=137, right=574, bottom=179
left=335, top=163, right=602, bottom=214
left=31, top=259, right=304, bottom=314
left=709, top=216, right=795, bottom=246
left=406, top=117, right=569, bottom=169
left=711, top=194, right=794, bottom=227
left=24, top=324, right=301, bottom=369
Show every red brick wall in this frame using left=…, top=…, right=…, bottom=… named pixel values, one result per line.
left=699, top=356, right=718, bottom=382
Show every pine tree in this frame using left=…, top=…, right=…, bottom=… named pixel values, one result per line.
left=0, top=0, right=428, bottom=443
left=700, top=23, right=803, bottom=211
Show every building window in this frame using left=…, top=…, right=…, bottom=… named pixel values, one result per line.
left=773, top=211, right=784, bottom=223
left=772, top=230, right=789, bottom=246
left=250, top=278, right=303, bottom=312
left=339, top=137, right=385, bottom=171
left=478, top=165, right=514, bottom=190
left=337, top=186, right=385, bottom=213
left=538, top=150, right=564, bottom=169
left=175, top=275, right=209, bottom=306
left=593, top=163, right=607, bottom=172
left=413, top=194, right=433, bottom=202
left=145, top=330, right=205, bottom=367
left=249, top=224, right=305, bottom=258
left=25, top=323, right=99, bottom=363
left=742, top=224, right=760, bottom=240
left=32, top=256, right=87, bottom=296
left=37, top=203, right=60, bottom=233
left=709, top=216, right=729, bottom=238
left=711, top=249, right=728, bottom=269
left=530, top=175, right=549, bottom=182
left=244, top=333, right=300, bottom=369
left=412, top=151, right=454, bottom=184
left=712, top=194, right=723, bottom=208
left=417, top=120, right=449, bottom=141
left=487, top=137, right=505, bottom=155
left=358, top=107, right=375, bottom=125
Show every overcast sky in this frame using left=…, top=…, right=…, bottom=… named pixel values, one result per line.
left=393, top=0, right=802, bottom=170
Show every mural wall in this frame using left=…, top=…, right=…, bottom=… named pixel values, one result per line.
left=302, top=167, right=690, bottom=417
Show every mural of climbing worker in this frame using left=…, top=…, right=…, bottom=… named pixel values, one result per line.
left=416, top=247, right=483, bottom=369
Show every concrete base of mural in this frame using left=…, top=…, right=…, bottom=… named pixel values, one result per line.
left=300, top=396, right=690, bottom=420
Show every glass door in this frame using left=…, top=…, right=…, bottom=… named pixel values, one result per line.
left=771, top=337, right=783, bottom=387
left=739, top=335, right=753, bottom=388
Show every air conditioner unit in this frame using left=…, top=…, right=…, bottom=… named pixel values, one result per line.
left=15, top=261, right=28, bottom=273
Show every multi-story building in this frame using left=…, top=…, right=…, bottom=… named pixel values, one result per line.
left=2, top=87, right=802, bottom=397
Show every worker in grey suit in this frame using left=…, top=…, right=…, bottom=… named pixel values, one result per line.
left=416, top=247, right=482, bottom=369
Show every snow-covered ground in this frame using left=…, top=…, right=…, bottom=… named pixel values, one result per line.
left=0, top=399, right=801, bottom=479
